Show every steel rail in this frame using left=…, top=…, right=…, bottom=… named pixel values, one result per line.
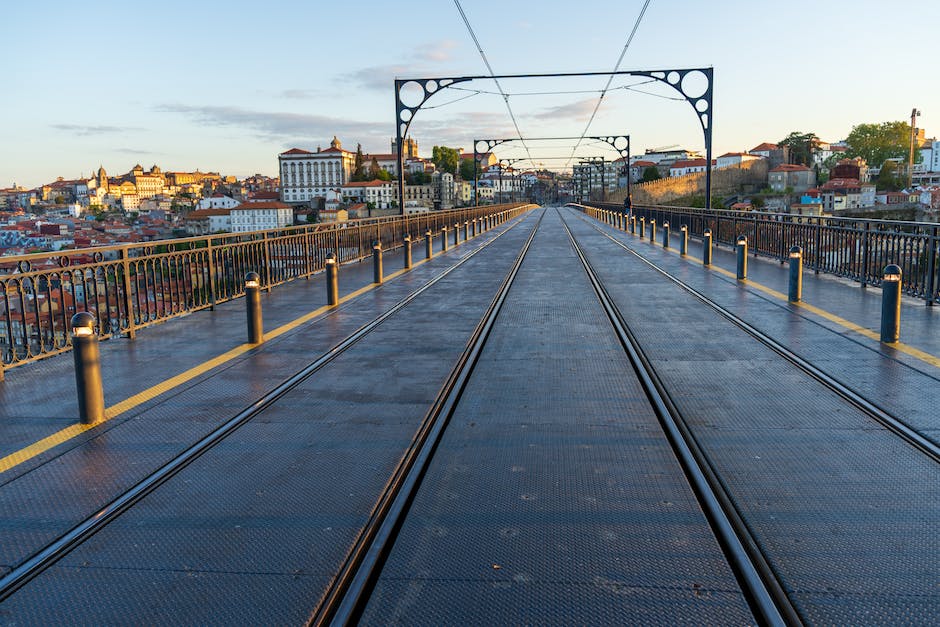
left=576, top=208, right=940, bottom=464
left=559, top=209, right=797, bottom=626
left=310, top=209, right=546, bottom=626
left=0, top=210, right=533, bottom=602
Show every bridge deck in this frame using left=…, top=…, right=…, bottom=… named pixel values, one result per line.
left=0, top=207, right=937, bottom=624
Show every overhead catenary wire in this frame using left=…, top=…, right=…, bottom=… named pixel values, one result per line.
left=453, top=0, right=533, bottom=162
left=565, top=0, right=653, bottom=168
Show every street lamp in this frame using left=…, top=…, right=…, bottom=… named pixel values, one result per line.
left=909, top=107, right=921, bottom=190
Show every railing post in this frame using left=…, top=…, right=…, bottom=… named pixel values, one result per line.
left=880, top=265, right=902, bottom=343
left=860, top=221, right=871, bottom=288
left=206, top=239, right=218, bottom=310
left=814, top=218, right=822, bottom=274
left=736, top=236, right=748, bottom=280
left=70, top=312, right=105, bottom=425
left=788, top=246, right=803, bottom=303
left=261, top=232, right=272, bottom=292
left=927, top=226, right=939, bottom=306
left=119, top=247, right=137, bottom=339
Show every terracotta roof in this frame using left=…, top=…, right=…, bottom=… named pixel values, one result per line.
left=231, top=201, right=292, bottom=210
left=348, top=203, right=367, bottom=210
left=187, top=209, right=231, bottom=218
left=770, top=164, right=811, bottom=172
left=750, top=142, right=779, bottom=152
left=342, top=180, right=391, bottom=188
left=632, top=160, right=657, bottom=167
left=672, top=159, right=708, bottom=168
left=248, top=191, right=280, bottom=200
left=280, top=148, right=314, bottom=155
left=719, top=152, right=754, bottom=158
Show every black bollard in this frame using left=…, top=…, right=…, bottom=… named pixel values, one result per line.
left=442, top=227, right=449, bottom=252
left=425, top=230, right=433, bottom=259
left=880, top=264, right=902, bottom=343
left=703, top=229, right=713, bottom=266
left=736, top=236, right=748, bottom=280
left=662, top=222, right=670, bottom=249
left=680, top=226, right=688, bottom=256
left=372, top=240, right=383, bottom=284
left=70, top=312, right=105, bottom=425
left=326, top=253, right=338, bottom=306
left=245, top=271, right=263, bottom=344
left=788, top=246, right=803, bottom=302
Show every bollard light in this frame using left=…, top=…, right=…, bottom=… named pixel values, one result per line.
left=325, top=253, right=338, bottom=306
left=403, top=234, right=412, bottom=269
left=372, top=240, right=383, bottom=284
left=880, top=264, right=902, bottom=343
left=703, top=229, right=713, bottom=266
left=680, top=226, right=688, bottom=256
left=736, top=236, right=748, bottom=280
left=425, top=230, right=433, bottom=260
left=649, top=219, right=656, bottom=243
left=71, top=312, right=105, bottom=424
left=245, top=271, right=263, bottom=344
left=662, top=222, right=670, bottom=249
left=788, top=246, right=803, bottom=302
left=442, top=226, right=448, bottom=251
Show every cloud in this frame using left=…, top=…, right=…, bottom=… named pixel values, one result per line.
left=348, top=64, right=413, bottom=91
left=414, top=40, right=459, bottom=62
left=530, top=98, right=599, bottom=120
left=155, top=103, right=388, bottom=144
left=350, top=39, right=462, bottom=90
left=115, top=148, right=158, bottom=155
left=50, top=124, right=139, bottom=136
left=280, top=89, right=320, bottom=100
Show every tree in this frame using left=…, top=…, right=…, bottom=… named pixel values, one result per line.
left=641, top=166, right=661, bottom=183
left=459, top=157, right=478, bottom=181
left=778, top=131, right=818, bottom=166
left=432, top=146, right=460, bottom=176
left=876, top=159, right=902, bottom=191
left=351, top=144, right=367, bottom=181
left=844, top=121, right=910, bottom=168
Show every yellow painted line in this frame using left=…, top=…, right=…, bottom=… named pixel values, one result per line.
left=0, top=253, right=438, bottom=474
left=614, top=224, right=940, bottom=369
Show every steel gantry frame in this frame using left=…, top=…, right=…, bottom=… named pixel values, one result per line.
left=394, top=68, right=714, bottom=213
left=473, top=135, right=630, bottom=208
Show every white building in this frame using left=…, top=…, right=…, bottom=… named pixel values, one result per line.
left=197, top=193, right=240, bottom=210
left=186, top=208, right=233, bottom=235
left=340, top=179, right=395, bottom=209
left=716, top=152, right=761, bottom=169
left=920, top=140, right=940, bottom=173
left=230, top=201, right=294, bottom=232
left=279, top=136, right=355, bottom=204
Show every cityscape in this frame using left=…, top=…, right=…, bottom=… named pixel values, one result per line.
left=2, top=118, right=939, bottom=256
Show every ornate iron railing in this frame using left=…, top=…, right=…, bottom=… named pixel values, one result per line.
left=579, top=202, right=940, bottom=305
left=0, top=203, right=532, bottom=376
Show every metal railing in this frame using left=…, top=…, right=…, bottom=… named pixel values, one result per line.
left=0, top=203, right=532, bottom=376
left=578, top=202, right=940, bottom=305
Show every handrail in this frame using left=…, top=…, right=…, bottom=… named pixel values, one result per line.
left=577, top=202, right=940, bottom=305
left=0, top=203, right=533, bottom=376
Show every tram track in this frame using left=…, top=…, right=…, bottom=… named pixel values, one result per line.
left=572, top=207, right=940, bottom=465
left=308, top=210, right=545, bottom=625
left=0, top=211, right=538, bottom=603
left=558, top=210, right=796, bottom=626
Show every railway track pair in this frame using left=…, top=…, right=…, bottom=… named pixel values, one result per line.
left=2, top=206, right=937, bottom=625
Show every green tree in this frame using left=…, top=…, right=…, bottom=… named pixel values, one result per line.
left=844, top=121, right=910, bottom=168
left=876, top=160, right=902, bottom=191
left=778, top=131, right=818, bottom=166
left=351, top=144, right=367, bottom=181
left=459, top=157, right=478, bottom=181
left=641, top=166, right=661, bottom=182
left=432, top=145, right=460, bottom=176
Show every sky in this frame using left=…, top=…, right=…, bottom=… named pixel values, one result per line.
left=2, top=0, right=937, bottom=189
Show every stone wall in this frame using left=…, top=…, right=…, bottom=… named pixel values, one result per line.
left=608, top=160, right=769, bottom=204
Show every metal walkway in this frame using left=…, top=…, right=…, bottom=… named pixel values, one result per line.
left=0, top=206, right=937, bottom=625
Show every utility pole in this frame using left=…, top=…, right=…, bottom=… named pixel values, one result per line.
left=909, top=107, right=921, bottom=190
